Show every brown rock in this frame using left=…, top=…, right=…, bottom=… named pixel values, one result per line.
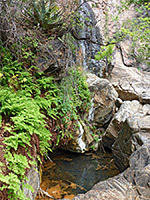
left=62, top=121, right=95, bottom=153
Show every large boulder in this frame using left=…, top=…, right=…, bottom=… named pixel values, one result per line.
left=102, top=100, right=142, bottom=148
left=71, top=173, right=138, bottom=200
left=124, top=144, right=150, bottom=199
left=112, top=103, right=150, bottom=171
left=64, top=73, right=118, bottom=153
left=110, top=63, right=150, bottom=104
left=86, top=73, right=118, bottom=128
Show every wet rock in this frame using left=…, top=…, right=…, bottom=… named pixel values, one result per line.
left=77, top=2, right=103, bottom=76
left=110, top=64, right=150, bottom=104
left=86, top=73, right=118, bottom=128
left=62, top=121, right=95, bottom=153
left=70, top=173, right=138, bottom=200
left=102, top=100, right=142, bottom=148
left=112, top=103, right=150, bottom=171
left=115, top=98, right=123, bottom=109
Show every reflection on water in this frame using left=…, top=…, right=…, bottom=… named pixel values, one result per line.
left=36, top=149, right=119, bottom=200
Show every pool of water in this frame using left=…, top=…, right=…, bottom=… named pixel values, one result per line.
left=36, top=149, right=119, bottom=200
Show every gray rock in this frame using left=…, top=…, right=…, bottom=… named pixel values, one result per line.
left=124, top=144, right=150, bottom=199
left=112, top=104, right=150, bottom=171
left=23, top=165, right=40, bottom=200
left=102, top=100, right=142, bottom=148
left=86, top=73, right=118, bottom=128
left=110, top=64, right=150, bottom=104
left=60, top=72, right=118, bottom=154
left=77, top=2, right=103, bottom=77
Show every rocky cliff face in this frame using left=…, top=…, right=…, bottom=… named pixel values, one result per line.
left=78, top=0, right=149, bottom=76
left=77, top=1, right=104, bottom=76
left=62, top=0, right=150, bottom=199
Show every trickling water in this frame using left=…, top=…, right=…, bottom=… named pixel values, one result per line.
left=88, top=98, right=94, bottom=122
left=78, top=0, right=104, bottom=76
left=79, top=0, right=87, bottom=70
left=78, top=122, right=86, bottom=152
left=80, top=41, right=87, bottom=69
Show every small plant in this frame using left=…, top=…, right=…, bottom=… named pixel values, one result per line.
left=95, top=44, right=115, bottom=65
left=27, top=0, right=63, bottom=32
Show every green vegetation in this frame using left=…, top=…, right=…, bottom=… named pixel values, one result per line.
left=0, top=0, right=149, bottom=199
left=95, top=0, right=150, bottom=67
left=0, top=42, right=91, bottom=199
left=27, top=0, right=63, bottom=32
left=118, top=1, right=150, bottom=65
left=95, top=44, right=115, bottom=65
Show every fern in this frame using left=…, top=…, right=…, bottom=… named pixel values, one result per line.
left=0, top=172, right=30, bottom=200
left=4, top=132, right=31, bottom=150
left=0, top=47, right=91, bottom=199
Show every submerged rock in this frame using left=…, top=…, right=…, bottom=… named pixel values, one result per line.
left=71, top=173, right=138, bottom=200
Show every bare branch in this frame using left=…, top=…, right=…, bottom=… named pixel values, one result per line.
left=39, top=187, right=59, bottom=200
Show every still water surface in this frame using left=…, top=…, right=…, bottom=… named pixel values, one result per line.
left=36, top=149, right=119, bottom=199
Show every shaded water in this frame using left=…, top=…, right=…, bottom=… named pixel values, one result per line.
left=36, top=149, right=119, bottom=200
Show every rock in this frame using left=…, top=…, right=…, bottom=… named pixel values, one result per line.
left=119, top=40, right=137, bottom=67
left=71, top=173, right=138, bottom=200
left=23, top=165, right=40, bottom=200
left=110, top=64, right=150, bottom=104
left=113, top=39, right=150, bottom=72
left=102, top=100, right=142, bottom=148
left=86, top=73, right=118, bottom=128
left=77, top=2, right=103, bottom=77
left=112, top=103, right=150, bottom=171
left=115, top=98, right=123, bottom=109
left=36, top=38, right=75, bottom=79
left=62, top=72, right=118, bottom=154
left=124, top=144, right=150, bottom=199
